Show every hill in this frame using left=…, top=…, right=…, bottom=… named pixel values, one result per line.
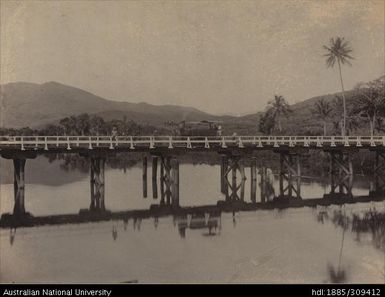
left=0, top=81, right=219, bottom=128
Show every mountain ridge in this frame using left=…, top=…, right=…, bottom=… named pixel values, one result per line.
left=0, top=80, right=366, bottom=133
left=0, top=81, right=219, bottom=128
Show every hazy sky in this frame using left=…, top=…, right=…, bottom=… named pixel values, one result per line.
left=1, top=0, right=384, bottom=115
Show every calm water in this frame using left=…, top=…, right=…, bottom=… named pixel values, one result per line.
left=0, top=156, right=384, bottom=283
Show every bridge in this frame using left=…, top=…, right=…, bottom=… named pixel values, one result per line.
left=1, top=135, right=385, bottom=226
left=1, top=135, right=385, bottom=151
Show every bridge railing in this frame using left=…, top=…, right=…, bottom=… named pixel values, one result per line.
left=0, top=135, right=384, bottom=151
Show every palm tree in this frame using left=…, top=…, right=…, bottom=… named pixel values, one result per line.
left=266, top=95, right=292, bottom=133
left=323, top=37, right=354, bottom=136
left=332, top=95, right=359, bottom=135
left=312, top=99, right=333, bottom=135
left=332, top=95, right=344, bottom=135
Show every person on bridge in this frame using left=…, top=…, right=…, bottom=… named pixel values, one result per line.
left=217, top=125, right=222, bottom=137
left=111, top=126, right=118, bottom=140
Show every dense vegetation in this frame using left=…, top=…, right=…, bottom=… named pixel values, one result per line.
left=258, top=76, right=384, bottom=136
left=0, top=113, right=169, bottom=136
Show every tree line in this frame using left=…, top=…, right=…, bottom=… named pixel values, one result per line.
left=0, top=114, right=167, bottom=136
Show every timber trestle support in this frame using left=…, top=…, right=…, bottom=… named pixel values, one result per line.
left=324, top=150, right=354, bottom=199
left=146, top=155, right=180, bottom=209
left=370, top=149, right=385, bottom=197
left=277, top=151, right=301, bottom=200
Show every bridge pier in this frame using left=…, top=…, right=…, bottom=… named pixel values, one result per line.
left=220, top=155, right=228, bottom=195
left=159, top=156, right=180, bottom=208
left=171, top=159, right=180, bottom=208
left=250, top=158, right=257, bottom=203
left=277, top=151, right=301, bottom=200
left=369, top=149, right=385, bottom=197
left=90, top=157, right=106, bottom=211
left=152, top=156, right=158, bottom=199
left=13, top=159, right=26, bottom=215
left=221, top=155, right=246, bottom=203
left=0, top=152, right=37, bottom=220
left=142, top=156, right=147, bottom=198
left=164, top=157, right=172, bottom=205
left=324, top=150, right=353, bottom=199
left=160, top=158, right=165, bottom=205
left=260, top=166, right=266, bottom=203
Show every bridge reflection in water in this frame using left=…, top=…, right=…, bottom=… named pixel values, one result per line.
left=1, top=135, right=385, bottom=228
left=174, top=211, right=222, bottom=238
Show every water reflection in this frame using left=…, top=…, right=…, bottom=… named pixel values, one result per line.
left=112, top=225, right=118, bottom=241
left=327, top=263, right=347, bottom=284
left=329, top=208, right=349, bottom=283
left=9, top=227, right=16, bottom=245
left=1, top=204, right=384, bottom=283
left=316, top=210, right=329, bottom=224
left=1, top=154, right=385, bottom=283
left=133, top=217, right=142, bottom=231
left=175, top=211, right=221, bottom=238
left=232, top=211, right=237, bottom=227
left=316, top=206, right=385, bottom=283
left=123, top=218, right=128, bottom=231
left=319, top=207, right=385, bottom=252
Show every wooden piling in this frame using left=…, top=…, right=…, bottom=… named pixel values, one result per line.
left=13, top=159, right=26, bottom=215
left=279, top=154, right=284, bottom=197
left=348, top=154, right=353, bottom=196
left=100, top=158, right=105, bottom=210
left=288, top=155, right=293, bottom=198
left=142, top=156, right=147, bottom=198
left=375, top=151, right=379, bottom=191
left=338, top=153, right=344, bottom=194
left=90, top=157, right=106, bottom=211
left=231, top=160, right=237, bottom=200
left=224, top=164, right=229, bottom=201
left=160, top=157, right=165, bottom=205
left=171, top=159, right=180, bottom=208
left=152, top=156, right=158, bottom=199
left=220, top=155, right=227, bottom=194
left=260, top=167, right=266, bottom=203
left=296, top=155, right=301, bottom=199
left=165, top=156, right=171, bottom=205
left=90, top=159, right=95, bottom=210
left=239, top=162, right=246, bottom=201
left=250, top=159, right=257, bottom=203
left=327, top=151, right=354, bottom=198
left=330, top=153, right=335, bottom=194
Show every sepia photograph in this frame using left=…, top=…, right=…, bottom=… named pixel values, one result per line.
left=0, top=0, right=384, bottom=287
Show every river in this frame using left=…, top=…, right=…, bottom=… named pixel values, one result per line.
left=0, top=156, right=384, bottom=283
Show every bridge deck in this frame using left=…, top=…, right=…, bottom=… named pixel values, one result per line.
left=0, top=135, right=385, bottom=152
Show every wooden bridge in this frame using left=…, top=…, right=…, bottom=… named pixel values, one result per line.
left=1, top=135, right=385, bottom=151
left=1, top=135, right=385, bottom=225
